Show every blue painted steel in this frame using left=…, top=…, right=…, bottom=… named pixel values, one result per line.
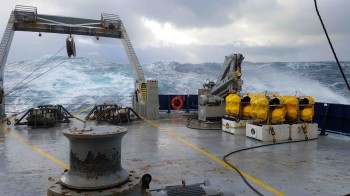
left=319, top=103, right=330, bottom=135
left=159, top=95, right=198, bottom=112
left=314, top=102, right=350, bottom=136
left=167, top=95, right=171, bottom=113
left=159, top=95, right=350, bottom=135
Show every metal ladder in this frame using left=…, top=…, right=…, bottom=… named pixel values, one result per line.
left=120, top=22, right=145, bottom=84
left=0, top=12, right=15, bottom=77
left=0, top=11, right=15, bottom=118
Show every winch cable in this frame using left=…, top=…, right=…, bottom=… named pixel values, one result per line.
left=314, top=0, right=350, bottom=92
left=223, top=138, right=318, bottom=196
left=5, top=95, right=120, bottom=99
left=5, top=45, right=66, bottom=96
left=6, top=59, right=68, bottom=95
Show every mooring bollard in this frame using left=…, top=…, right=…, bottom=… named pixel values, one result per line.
left=60, top=126, right=129, bottom=189
left=47, top=125, right=150, bottom=196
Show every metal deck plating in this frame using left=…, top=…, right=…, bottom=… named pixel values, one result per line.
left=0, top=112, right=349, bottom=195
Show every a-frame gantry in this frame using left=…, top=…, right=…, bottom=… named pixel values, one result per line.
left=0, top=5, right=159, bottom=119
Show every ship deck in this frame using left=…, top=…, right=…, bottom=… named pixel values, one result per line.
left=0, top=112, right=349, bottom=196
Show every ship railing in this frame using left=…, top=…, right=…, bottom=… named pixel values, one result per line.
left=14, top=5, right=37, bottom=22
left=101, top=13, right=121, bottom=30
left=159, top=94, right=198, bottom=113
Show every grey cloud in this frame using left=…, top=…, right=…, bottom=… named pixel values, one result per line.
left=135, top=39, right=349, bottom=63
left=133, top=0, right=247, bottom=28
left=1, top=0, right=350, bottom=63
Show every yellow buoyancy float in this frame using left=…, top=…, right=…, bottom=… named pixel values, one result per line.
left=241, top=94, right=252, bottom=118
left=283, top=96, right=299, bottom=121
left=225, top=92, right=241, bottom=116
left=250, top=94, right=268, bottom=121
left=299, top=96, right=315, bottom=122
left=269, top=94, right=286, bottom=123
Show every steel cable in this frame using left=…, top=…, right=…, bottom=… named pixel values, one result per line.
left=5, top=45, right=66, bottom=96
left=5, top=95, right=120, bottom=98
left=314, top=0, right=350, bottom=92
left=5, top=59, right=68, bottom=95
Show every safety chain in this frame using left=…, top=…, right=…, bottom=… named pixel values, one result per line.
left=269, top=125, right=276, bottom=143
left=301, top=124, right=309, bottom=140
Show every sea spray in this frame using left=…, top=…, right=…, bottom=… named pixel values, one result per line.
left=4, top=56, right=350, bottom=113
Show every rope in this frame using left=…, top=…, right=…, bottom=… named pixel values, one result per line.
left=314, top=0, right=350, bottom=92
left=5, top=95, right=120, bottom=98
left=5, top=59, right=68, bottom=95
left=73, top=106, right=95, bottom=115
left=5, top=103, right=91, bottom=106
left=5, top=45, right=66, bottom=96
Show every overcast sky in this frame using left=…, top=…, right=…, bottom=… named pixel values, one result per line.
left=1, top=0, right=349, bottom=63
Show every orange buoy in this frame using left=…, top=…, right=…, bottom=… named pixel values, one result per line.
left=171, top=97, right=184, bottom=110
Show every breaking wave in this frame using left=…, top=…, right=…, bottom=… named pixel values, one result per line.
left=4, top=56, right=350, bottom=113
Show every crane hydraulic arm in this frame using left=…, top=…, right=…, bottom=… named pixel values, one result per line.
left=197, top=53, right=244, bottom=124
left=210, top=53, right=244, bottom=97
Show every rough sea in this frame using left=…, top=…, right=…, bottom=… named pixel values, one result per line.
left=4, top=56, right=350, bottom=114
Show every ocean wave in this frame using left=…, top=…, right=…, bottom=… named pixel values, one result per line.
left=4, top=56, right=350, bottom=113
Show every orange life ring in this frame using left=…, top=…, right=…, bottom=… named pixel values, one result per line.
left=171, top=96, right=184, bottom=110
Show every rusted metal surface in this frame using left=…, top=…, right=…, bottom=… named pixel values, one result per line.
left=47, top=171, right=143, bottom=196
left=60, top=125, right=129, bottom=190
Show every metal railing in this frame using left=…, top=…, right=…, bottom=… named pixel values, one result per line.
left=14, top=5, right=37, bottom=22
left=159, top=94, right=198, bottom=113
left=101, top=13, right=121, bottom=30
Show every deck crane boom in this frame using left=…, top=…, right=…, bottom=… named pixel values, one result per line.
left=196, top=53, right=244, bottom=128
left=211, top=53, right=244, bottom=97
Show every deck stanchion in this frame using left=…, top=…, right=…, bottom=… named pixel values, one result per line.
left=320, top=103, right=329, bottom=136
left=340, top=104, right=346, bottom=133
left=186, top=95, right=190, bottom=113
left=167, top=95, right=171, bottom=113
